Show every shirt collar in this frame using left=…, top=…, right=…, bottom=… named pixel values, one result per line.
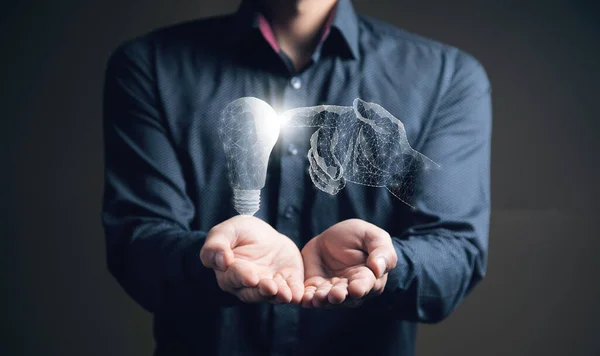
left=329, top=0, right=360, bottom=59
left=227, top=0, right=360, bottom=60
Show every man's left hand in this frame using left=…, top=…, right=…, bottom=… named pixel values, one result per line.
left=301, top=219, right=398, bottom=308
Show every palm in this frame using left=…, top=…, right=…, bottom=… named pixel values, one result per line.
left=302, top=239, right=380, bottom=308
left=231, top=235, right=303, bottom=283
left=301, top=219, right=396, bottom=308
left=304, top=235, right=372, bottom=279
left=209, top=216, right=304, bottom=304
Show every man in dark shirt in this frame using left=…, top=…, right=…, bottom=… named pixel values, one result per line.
left=102, top=0, right=492, bottom=355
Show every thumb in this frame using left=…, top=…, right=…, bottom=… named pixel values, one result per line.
left=200, top=224, right=236, bottom=271
left=363, top=228, right=398, bottom=278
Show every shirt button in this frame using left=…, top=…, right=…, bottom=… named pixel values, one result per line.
left=287, top=144, right=298, bottom=156
left=284, top=206, right=296, bottom=219
left=290, top=77, right=302, bottom=89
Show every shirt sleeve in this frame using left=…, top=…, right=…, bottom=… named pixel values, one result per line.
left=380, top=52, right=492, bottom=323
left=102, top=39, right=239, bottom=313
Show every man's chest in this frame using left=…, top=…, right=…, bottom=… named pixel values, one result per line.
left=155, top=55, right=434, bottom=235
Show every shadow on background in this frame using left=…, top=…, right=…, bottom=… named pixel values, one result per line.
left=1, top=0, right=599, bottom=355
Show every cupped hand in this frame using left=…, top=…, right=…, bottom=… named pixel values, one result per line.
left=301, top=219, right=397, bottom=308
left=200, top=215, right=304, bottom=304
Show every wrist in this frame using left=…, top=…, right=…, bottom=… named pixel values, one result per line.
left=384, top=239, right=414, bottom=293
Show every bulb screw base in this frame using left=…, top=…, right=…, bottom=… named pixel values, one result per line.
left=233, top=189, right=261, bottom=216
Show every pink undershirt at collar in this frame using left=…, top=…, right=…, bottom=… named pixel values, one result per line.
left=256, top=7, right=337, bottom=54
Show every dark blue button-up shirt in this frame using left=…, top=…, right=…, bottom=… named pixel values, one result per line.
left=102, top=1, right=492, bottom=355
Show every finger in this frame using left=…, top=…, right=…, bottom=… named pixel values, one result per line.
left=352, top=98, right=391, bottom=123
left=273, top=275, right=292, bottom=304
left=342, top=298, right=365, bottom=309
left=221, top=262, right=259, bottom=291
left=236, top=287, right=264, bottom=303
left=302, top=285, right=317, bottom=308
left=304, top=276, right=327, bottom=288
left=234, top=277, right=280, bottom=304
left=363, top=228, right=398, bottom=278
left=302, top=276, right=326, bottom=307
left=201, top=226, right=236, bottom=271
left=280, top=105, right=337, bottom=128
left=348, top=277, right=375, bottom=300
left=258, top=278, right=278, bottom=298
left=312, top=281, right=333, bottom=308
left=286, top=277, right=305, bottom=304
left=328, top=280, right=349, bottom=305
left=372, top=275, right=388, bottom=296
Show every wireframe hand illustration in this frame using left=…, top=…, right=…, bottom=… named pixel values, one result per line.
left=301, top=219, right=398, bottom=308
left=282, top=98, right=439, bottom=207
left=200, top=215, right=304, bottom=304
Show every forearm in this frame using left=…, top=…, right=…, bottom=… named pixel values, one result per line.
left=105, top=217, right=240, bottom=313
left=378, top=232, right=486, bottom=323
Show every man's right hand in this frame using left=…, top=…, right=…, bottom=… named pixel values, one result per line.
left=200, top=215, right=304, bottom=304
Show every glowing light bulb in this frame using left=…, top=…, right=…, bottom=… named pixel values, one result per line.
left=219, top=97, right=280, bottom=215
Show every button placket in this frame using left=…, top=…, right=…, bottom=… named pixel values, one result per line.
left=269, top=76, right=309, bottom=356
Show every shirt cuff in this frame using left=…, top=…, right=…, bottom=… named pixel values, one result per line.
left=385, top=238, right=415, bottom=293
left=182, top=231, right=240, bottom=307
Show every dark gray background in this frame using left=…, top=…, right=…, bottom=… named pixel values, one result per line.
left=2, top=0, right=599, bottom=355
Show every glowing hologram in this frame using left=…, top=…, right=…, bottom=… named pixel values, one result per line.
left=220, top=97, right=280, bottom=215
left=281, top=98, right=440, bottom=207
left=221, top=97, right=439, bottom=211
